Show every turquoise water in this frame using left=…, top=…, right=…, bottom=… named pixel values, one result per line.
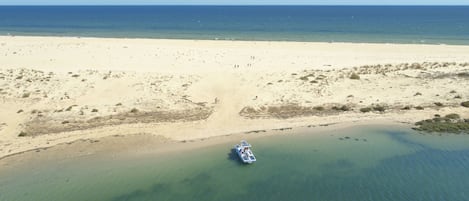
left=1, top=125, right=469, bottom=201
left=1, top=6, right=469, bottom=45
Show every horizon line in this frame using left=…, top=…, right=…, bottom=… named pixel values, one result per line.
left=1, top=4, right=469, bottom=6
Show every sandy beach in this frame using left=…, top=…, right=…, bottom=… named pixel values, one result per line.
left=1, top=35, right=469, bottom=159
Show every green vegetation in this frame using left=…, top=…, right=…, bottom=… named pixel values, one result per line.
left=415, top=106, right=424, bottom=110
left=360, top=107, right=372, bottom=113
left=349, top=73, right=360, bottom=80
left=458, top=72, right=469, bottom=77
left=22, top=92, right=30, bottom=98
left=445, top=113, right=460, bottom=119
left=414, top=114, right=469, bottom=134
left=91, top=109, right=98, bottom=112
left=402, top=106, right=411, bottom=110
left=341, top=105, right=351, bottom=111
left=299, top=76, right=309, bottom=81
left=356, top=105, right=386, bottom=113
left=332, top=105, right=351, bottom=111
left=372, top=105, right=386, bottom=112
left=313, top=106, right=325, bottom=111
left=18, top=131, right=27, bottom=137
left=66, top=105, right=78, bottom=111
left=461, top=101, right=469, bottom=108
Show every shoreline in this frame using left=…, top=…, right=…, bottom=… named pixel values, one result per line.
left=1, top=35, right=468, bottom=162
left=2, top=34, right=467, bottom=46
left=0, top=119, right=410, bottom=170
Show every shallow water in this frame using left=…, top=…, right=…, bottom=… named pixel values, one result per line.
left=1, top=125, right=468, bottom=201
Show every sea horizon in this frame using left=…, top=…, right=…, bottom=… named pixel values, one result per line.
left=1, top=6, right=469, bottom=45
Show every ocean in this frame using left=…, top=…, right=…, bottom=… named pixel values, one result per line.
left=1, top=125, right=469, bottom=201
left=0, top=6, right=469, bottom=44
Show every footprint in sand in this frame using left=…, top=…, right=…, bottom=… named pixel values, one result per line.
left=0, top=123, right=6, bottom=129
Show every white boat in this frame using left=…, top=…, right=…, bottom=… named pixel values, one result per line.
left=234, top=140, right=257, bottom=164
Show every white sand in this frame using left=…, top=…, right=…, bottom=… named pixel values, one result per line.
left=0, top=36, right=468, bottom=159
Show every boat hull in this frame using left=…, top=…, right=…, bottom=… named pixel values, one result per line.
left=235, top=144, right=256, bottom=164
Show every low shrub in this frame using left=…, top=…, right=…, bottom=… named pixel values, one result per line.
left=414, top=116, right=469, bottom=134
left=445, top=113, right=460, bottom=119
left=340, top=105, right=351, bottom=111
left=65, top=105, right=77, bottom=111
left=360, top=107, right=372, bottom=113
left=434, top=102, right=443, bottom=107
left=461, top=101, right=469, bottom=108
left=373, top=105, right=386, bottom=112
left=402, top=106, right=411, bottom=110
left=332, top=105, right=351, bottom=111
left=350, top=73, right=360, bottom=80
left=18, top=131, right=27, bottom=137
left=313, top=106, right=325, bottom=111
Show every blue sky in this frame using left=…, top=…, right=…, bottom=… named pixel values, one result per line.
left=0, top=0, right=468, bottom=5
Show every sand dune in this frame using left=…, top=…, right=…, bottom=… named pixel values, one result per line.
left=1, top=36, right=469, bottom=159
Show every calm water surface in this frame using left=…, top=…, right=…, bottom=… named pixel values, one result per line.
left=0, top=6, right=469, bottom=44
left=0, top=125, right=469, bottom=201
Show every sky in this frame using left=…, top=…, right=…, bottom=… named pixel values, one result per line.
left=0, top=0, right=468, bottom=5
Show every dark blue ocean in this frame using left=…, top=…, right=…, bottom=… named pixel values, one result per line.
left=0, top=6, right=469, bottom=44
